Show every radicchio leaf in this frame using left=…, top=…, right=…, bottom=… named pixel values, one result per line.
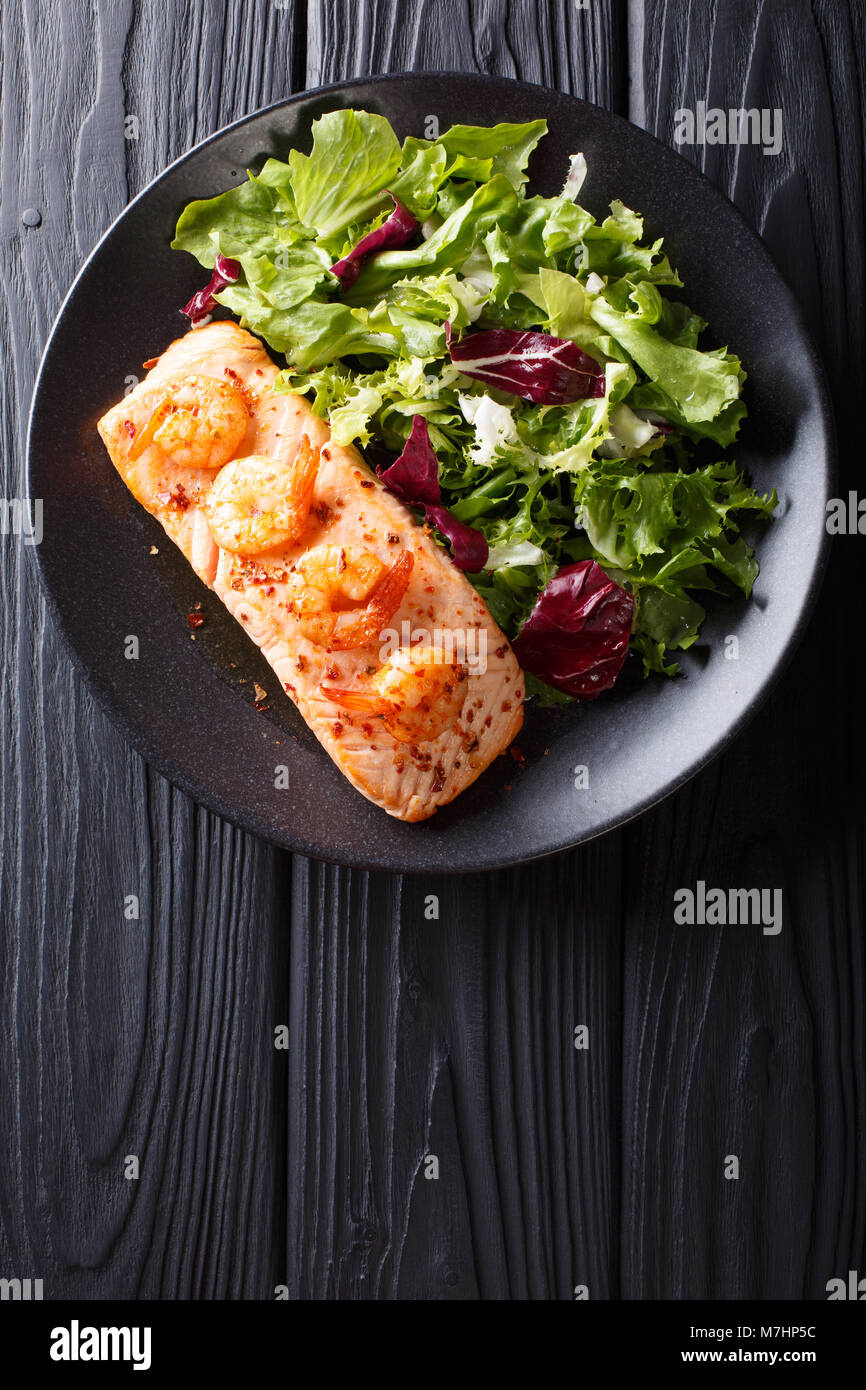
left=512, top=560, right=634, bottom=698
left=376, top=413, right=441, bottom=506
left=425, top=505, right=490, bottom=573
left=181, top=253, right=241, bottom=327
left=330, top=192, right=417, bottom=290
left=377, top=415, right=489, bottom=572
left=446, top=322, right=606, bottom=404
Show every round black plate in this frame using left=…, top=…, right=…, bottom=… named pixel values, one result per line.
left=27, top=74, right=832, bottom=873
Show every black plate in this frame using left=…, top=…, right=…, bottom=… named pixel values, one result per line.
left=27, top=74, right=832, bottom=873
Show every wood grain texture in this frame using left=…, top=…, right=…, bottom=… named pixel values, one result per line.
left=624, top=0, right=866, bottom=1298
left=0, top=0, right=302, bottom=1299
left=1, top=0, right=863, bottom=1303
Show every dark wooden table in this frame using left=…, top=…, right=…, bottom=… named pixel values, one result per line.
left=2, top=0, right=863, bottom=1301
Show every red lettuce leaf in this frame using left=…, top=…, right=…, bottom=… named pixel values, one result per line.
left=425, top=505, right=490, bottom=573
left=330, top=193, right=417, bottom=290
left=512, top=560, right=634, bottom=698
left=446, top=322, right=605, bottom=404
left=377, top=415, right=489, bottom=572
left=376, top=413, right=441, bottom=506
left=181, top=253, right=241, bottom=327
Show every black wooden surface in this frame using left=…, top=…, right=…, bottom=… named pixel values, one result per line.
left=1, top=0, right=863, bottom=1301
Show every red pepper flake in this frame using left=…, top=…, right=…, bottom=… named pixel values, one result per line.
left=254, top=700, right=269, bottom=712
left=465, top=709, right=475, bottom=723
left=322, top=449, right=331, bottom=462
left=295, top=655, right=307, bottom=673
left=186, top=612, right=205, bottom=629
left=333, top=721, right=344, bottom=738
left=483, top=715, right=492, bottom=728
left=223, top=366, right=255, bottom=414
left=509, top=743, right=526, bottom=767
left=123, top=419, right=136, bottom=438
left=360, top=478, right=374, bottom=489
left=284, top=682, right=296, bottom=695
left=255, top=368, right=264, bottom=376
left=361, top=722, right=373, bottom=736
left=501, top=700, right=512, bottom=712
left=142, top=356, right=159, bottom=369
left=394, top=758, right=405, bottom=774
left=387, top=532, right=400, bottom=544
left=325, top=663, right=340, bottom=680
left=424, top=585, right=435, bottom=595
left=431, top=763, right=446, bottom=792
left=496, top=645, right=507, bottom=659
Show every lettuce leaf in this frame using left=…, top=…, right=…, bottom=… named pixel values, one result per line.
left=288, top=109, right=402, bottom=237
left=345, top=174, right=519, bottom=302
left=172, top=110, right=770, bottom=685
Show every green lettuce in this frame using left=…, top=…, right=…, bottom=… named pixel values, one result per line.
left=172, top=107, right=772, bottom=684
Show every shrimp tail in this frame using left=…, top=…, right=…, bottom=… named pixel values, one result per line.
left=330, top=549, right=414, bottom=651
left=321, top=687, right=395, bottom=715
left=129, top=396, right=169, bottom=460
left=292, top=436, right=320, bottom=513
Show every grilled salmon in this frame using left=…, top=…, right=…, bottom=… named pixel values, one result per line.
left=98, top=321, right=524, bottom=821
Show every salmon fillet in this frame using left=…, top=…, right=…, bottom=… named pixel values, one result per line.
left=98, top=321, right=524, bottom=821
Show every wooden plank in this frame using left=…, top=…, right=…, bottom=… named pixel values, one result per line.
left=0, top=0, right=304, bottom=1298
left=288, top=0, right=628, bottom=1302
left=625, top=0, right=865, bottom=1298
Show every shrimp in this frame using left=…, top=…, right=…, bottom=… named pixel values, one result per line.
left=129, top=373, right=249, bottom=469
left=203, top=437, right=320, bottom=555
left=290, top=544, right=413, bottom=650
left=323, top=645, right=468, bottom=744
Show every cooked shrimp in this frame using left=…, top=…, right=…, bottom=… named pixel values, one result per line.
left=203, top=437, right=319, bottom=555
left=324, top=645, right=468, bottom=743
left=129, top=373, right=249, bottom=469
left=290, top=545, right=413, bottom=650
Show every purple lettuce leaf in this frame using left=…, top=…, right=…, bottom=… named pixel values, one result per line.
left=377, top=415, right=489, bottom=572
left=425, top=505, right=490, bottom=573
left=181, top=253, right=241, bottom=327
left=512, top=560, right=634, bottom=698
left=376, top=413, right=441, bottom=506
left=446, top=322, right=606, bottom=404
left=330, top=193, right=417, bottom=291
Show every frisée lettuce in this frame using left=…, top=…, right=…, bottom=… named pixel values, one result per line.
left=172, top=108, right=776, bottom=694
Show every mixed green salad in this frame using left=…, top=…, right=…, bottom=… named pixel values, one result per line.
left=173, top=109, right=775, bottom=702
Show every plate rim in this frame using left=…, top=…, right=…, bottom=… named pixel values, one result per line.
left=26, top=72, right=836, bottom=873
